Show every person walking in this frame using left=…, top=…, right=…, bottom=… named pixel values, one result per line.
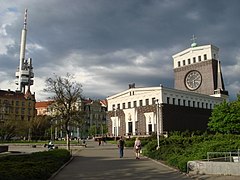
left=134, top=137, right=141, bottom=159
left=98, top=138, right=101, bottom=146
left=118, top=136, right=125, bottom=158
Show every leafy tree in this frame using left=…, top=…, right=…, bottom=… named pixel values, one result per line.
left=44, top=73, right=84, bottom=150
left=88, top=125, right=97, bottom=136
left=0, top=117, right=30, bottom=141
left=0, top=119, right=17, bottom=140
left=31, top=115, right=51, bottom=140
left=208, top=94, right=240, bottom=134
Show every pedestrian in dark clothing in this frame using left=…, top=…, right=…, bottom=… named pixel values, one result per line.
left=118, top=136, right=125, bottom=158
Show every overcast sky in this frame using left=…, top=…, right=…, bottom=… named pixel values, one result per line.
left=0, top=0, right=239, bottom=101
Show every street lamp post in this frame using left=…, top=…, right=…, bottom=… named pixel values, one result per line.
left=155, top=99, right=160, bottom=150
left=114, top=107, right=117, bottom=141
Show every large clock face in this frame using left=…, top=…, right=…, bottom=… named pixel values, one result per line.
left=185, top=70, right=202, bottom=90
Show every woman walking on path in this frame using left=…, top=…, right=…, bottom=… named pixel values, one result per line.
left=134, top=137, right=141, bottom=159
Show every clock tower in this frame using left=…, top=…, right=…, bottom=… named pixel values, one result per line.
left=173, top=38, right=228, bottom=97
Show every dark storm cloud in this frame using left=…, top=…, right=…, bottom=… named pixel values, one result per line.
left=0, top=0, right=239, bottom=100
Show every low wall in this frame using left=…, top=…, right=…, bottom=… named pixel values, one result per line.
left=0, top=145, right=9, bottom=153
left=188, top=160, right=240, bottom=176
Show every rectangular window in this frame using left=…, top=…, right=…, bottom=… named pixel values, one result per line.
left=117, top=104, right=120, bottom=109
left=183, top=100, right=186, bottom=106
left=128, top=102, right=131, bottom=108
left=183, top=60, right=186, bottom=66
left=152, top=98, right=155, bottom=105
left=204, top=54, right=207, bottom=60
left=197, top=102, right=200, bottom=108
left=188, top=59, right=191, bottom=64
left=193, top=101, right=195, bottom=107
left=198, top=55, right=201, bottom=62
left=146, top=99, right=149, bottom=105
left=193, top=57, right=196, bottom=63
left=188, top=100, right=191, bottom=106
left=133, top=101, right=137, bottom=107
left=178, top=99, right=181, bottom=105
left=122, top=103, right=125, bottom=109
left=139, top=100, right=143, bottom=106
left=202, top=102, right=204, bottom=108
left=167, top=97, right=170, bottom=104
left=172, top=98, right=175, bottom=105
left=178, top=61, right=181, bottom=67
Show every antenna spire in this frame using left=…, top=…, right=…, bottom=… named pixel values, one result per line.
left=24, top=9, right=27, bottom=29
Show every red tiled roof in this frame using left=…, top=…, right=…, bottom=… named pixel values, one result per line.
left=35, top=101, right=54, bottom=108
left=100, top=99, right=108, bottom=107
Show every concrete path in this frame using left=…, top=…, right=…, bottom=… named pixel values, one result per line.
left=2, top=142, right=239, bottom=179
left=51, top=140, right=191, bottom=180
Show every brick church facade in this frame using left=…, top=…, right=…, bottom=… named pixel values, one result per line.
left=106, top=42, right=228, bottom=137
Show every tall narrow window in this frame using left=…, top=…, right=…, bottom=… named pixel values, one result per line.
left=193, top=57, right=196, bottom=63
left=178, top=99, right=181, bottom=105
left=188, top=59, right=191, bottom=64
left=139, top=100, right=143, bottom=106
left=204, top=54, right=207, bottom=60
left=146, top=99, right=149, bottom=105
left=172, top=98, right=175, bottom=105
left=128, top=102, right=131, bottom=108
left=198, top=55, right=201, bottom=62
left=152, top=98, right=155, bottom=104
left=133, top=101, right=137, bottom=107
left=178, top=61, right=181, bottom=67
left=183, top=60, right=186, bottom=66
left=167, top=97, right=170, bottom=104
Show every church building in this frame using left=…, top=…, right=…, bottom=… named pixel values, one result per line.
left=106, top=40, right=229, bottom=137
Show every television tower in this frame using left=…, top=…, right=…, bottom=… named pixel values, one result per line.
left=15, top=9, right=34, bottom=93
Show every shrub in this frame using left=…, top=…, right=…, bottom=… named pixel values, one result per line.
left=0, top=149, right=71, bottom=180
left=142, top=132, right=240, bottom=173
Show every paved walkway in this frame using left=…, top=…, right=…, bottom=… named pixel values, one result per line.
left=3, top=142, right=240, bottom=179
left=51, top=140, right=192, bottom=180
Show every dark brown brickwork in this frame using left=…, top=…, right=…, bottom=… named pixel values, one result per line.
left=162, top=104, right=211, bottom=132
left=174, top=59, right=218, bottom=95
left=107, top=104, right=212, bottom=135
left=135, top=105, right=155, bottom=134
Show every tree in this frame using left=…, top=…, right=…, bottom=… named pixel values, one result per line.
left=88, top=125, right=97, bottom=136
left=0, top=120, right=17, bottom=140
left=44, top=73, right=84, bottom=150
left=31, top=115, right=51, bottom=140
left=208, top=94, right=240, bottom=134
